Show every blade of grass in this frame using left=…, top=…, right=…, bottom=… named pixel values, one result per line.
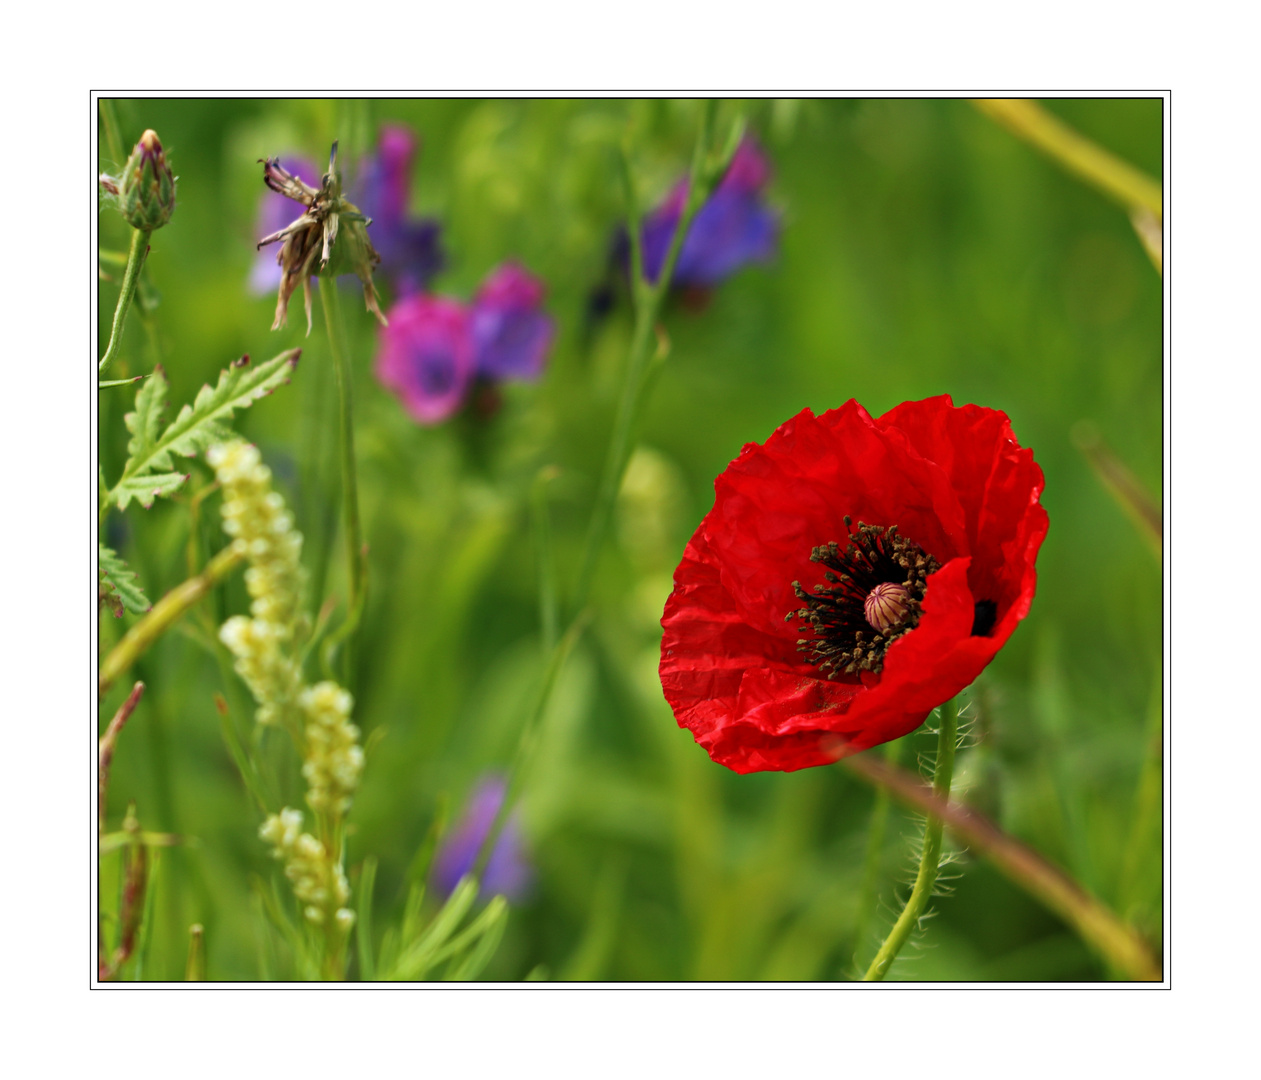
left=973, top=98, right=1162, bottom=218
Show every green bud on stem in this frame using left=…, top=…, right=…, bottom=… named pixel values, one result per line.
left=115, top=129, right=176, bottom=230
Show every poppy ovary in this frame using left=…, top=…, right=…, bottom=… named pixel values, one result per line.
left=864, top=581, right=911, bottom=632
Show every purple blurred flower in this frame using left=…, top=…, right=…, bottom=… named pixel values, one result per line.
left=375, top=293, right=473, bottom=424
left=248, top=155, right=319, bottom=296
left=376, top=261, right=553, bottom=424
left=470, top=262, right=556, bottom=381
left=431, top=775, right=532, bottom=902
left=639, top=136, right=779, bottom=288
left=349, top=124, right=444, bottom=294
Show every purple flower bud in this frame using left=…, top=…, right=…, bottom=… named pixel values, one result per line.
left=431, top=775, right=532, bottom=902
left=470, top=262, right=555, bottom=382
left=375, top=293, right=474, bottom=424
left=640, top=136, right=779, bottom=288
left=350, top=124, right=445, bottom=294
left=249, top=155, right=319, bottom=296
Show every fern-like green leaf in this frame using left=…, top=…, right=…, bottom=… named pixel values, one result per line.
left=108, top=349, right=300, bottom=512
left=113, top=472, right=190, bottom=511
left=99, top=543, right=151, bottom=614
left=124, top=363, right=168, bottom=466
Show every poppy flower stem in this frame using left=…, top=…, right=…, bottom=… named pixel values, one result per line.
left=863, top=697, right=959, bottom=981
left=844, top=730, right=1163, bottom=981
left=98, top=226, right=152, bottom=375
left=849, top=737, right=904, bottom=974
left=319, top=275, right=366, bottom=679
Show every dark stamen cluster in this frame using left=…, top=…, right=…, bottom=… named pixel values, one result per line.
left=786, top=517, right=940, bottom=678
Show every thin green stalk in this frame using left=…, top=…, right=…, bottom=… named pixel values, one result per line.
left=99, top=99, right=126, bottom=167
left=185, top=924, right=206, bottom=980
left=571, top=100, right=720, bottom=613
left=319, top=276, right=365, bottom=677
left=469, top=102, right=736, bottom=901
left=470, top=613, right=589, bottom=887
left=357, top=855, right=378, bottom=981
left=99, top=545, right=245, bottom=696
left=973, top=99, right=1163, bottom=219
left=864, top=698, right=958, bottom=981
left=530, top=467, right=561, bottom=653
left=848, top=737, right=904, bottom=975
left=98, top=227, right=151, bottom=375
left=464, top=104, right=738, bottom=898
left=843, top=734, right=1162, bottom=981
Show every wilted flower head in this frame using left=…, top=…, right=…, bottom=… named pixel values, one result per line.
left=249, top=155, right=319, bottom=296
left=638, top=136, right=779, bottom=288
left=375, top=261, right=553, bottom=425
left=349, top=124, right=444, bottom=294
left=431, top=775, right=532, bottom=903
left=101, top=129, right=177, bottom=231
left=470, top=262, right=555, bottom=381
left=256, top=142, right=386, bottom=333
left=375, top=293, right=474, bottom=424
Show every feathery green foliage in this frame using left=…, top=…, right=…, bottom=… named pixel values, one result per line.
left=98, top=543, right=151, bottom=615
left=106, top=350, right=300, bottom=511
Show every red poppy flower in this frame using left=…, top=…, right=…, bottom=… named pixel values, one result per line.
left=659, top=396, right=1047, bottom=774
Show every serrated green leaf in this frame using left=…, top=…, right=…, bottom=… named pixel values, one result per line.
left=112, top=471, right=189, bottom=511
left=99, top=579, right=124, bottom=618
left=109, top=349, right=300, bottom=511
left=99, top=543, right=151, bottom=613
left=124, top=364, right=168, bottom=466
left=149, top=350, right=300, bottom=471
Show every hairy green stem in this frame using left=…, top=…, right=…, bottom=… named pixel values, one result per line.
left=319, top=276, right=365, bottom=677
left=99, top=545, right=245, bottom=696
left=99, top=227, right=151, bottom=375
left=849, top=737, right=904, bottom=974
left=843, top=730, right=1162, bottom=981
left=864, top=698, right=958, bottom=980
left=973, top=99, right=1163, bottom=219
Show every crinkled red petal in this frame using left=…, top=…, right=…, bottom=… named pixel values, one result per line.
left=659, top=396, right=1046, bottom=774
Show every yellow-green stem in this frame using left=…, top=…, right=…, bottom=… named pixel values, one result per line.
left=973, top=99, right=1163, bottom=219
left=864, top=698, right=958, bottom=980
left=98, top=227, right=151, bottom=376
left=99, top=545, right=245, bottom=696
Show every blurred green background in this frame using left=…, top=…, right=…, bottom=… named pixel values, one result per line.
left=97, top=97, right=1162, bottom=981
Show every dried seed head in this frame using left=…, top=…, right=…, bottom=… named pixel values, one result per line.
left=256, top=141, right=386, bottom=334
